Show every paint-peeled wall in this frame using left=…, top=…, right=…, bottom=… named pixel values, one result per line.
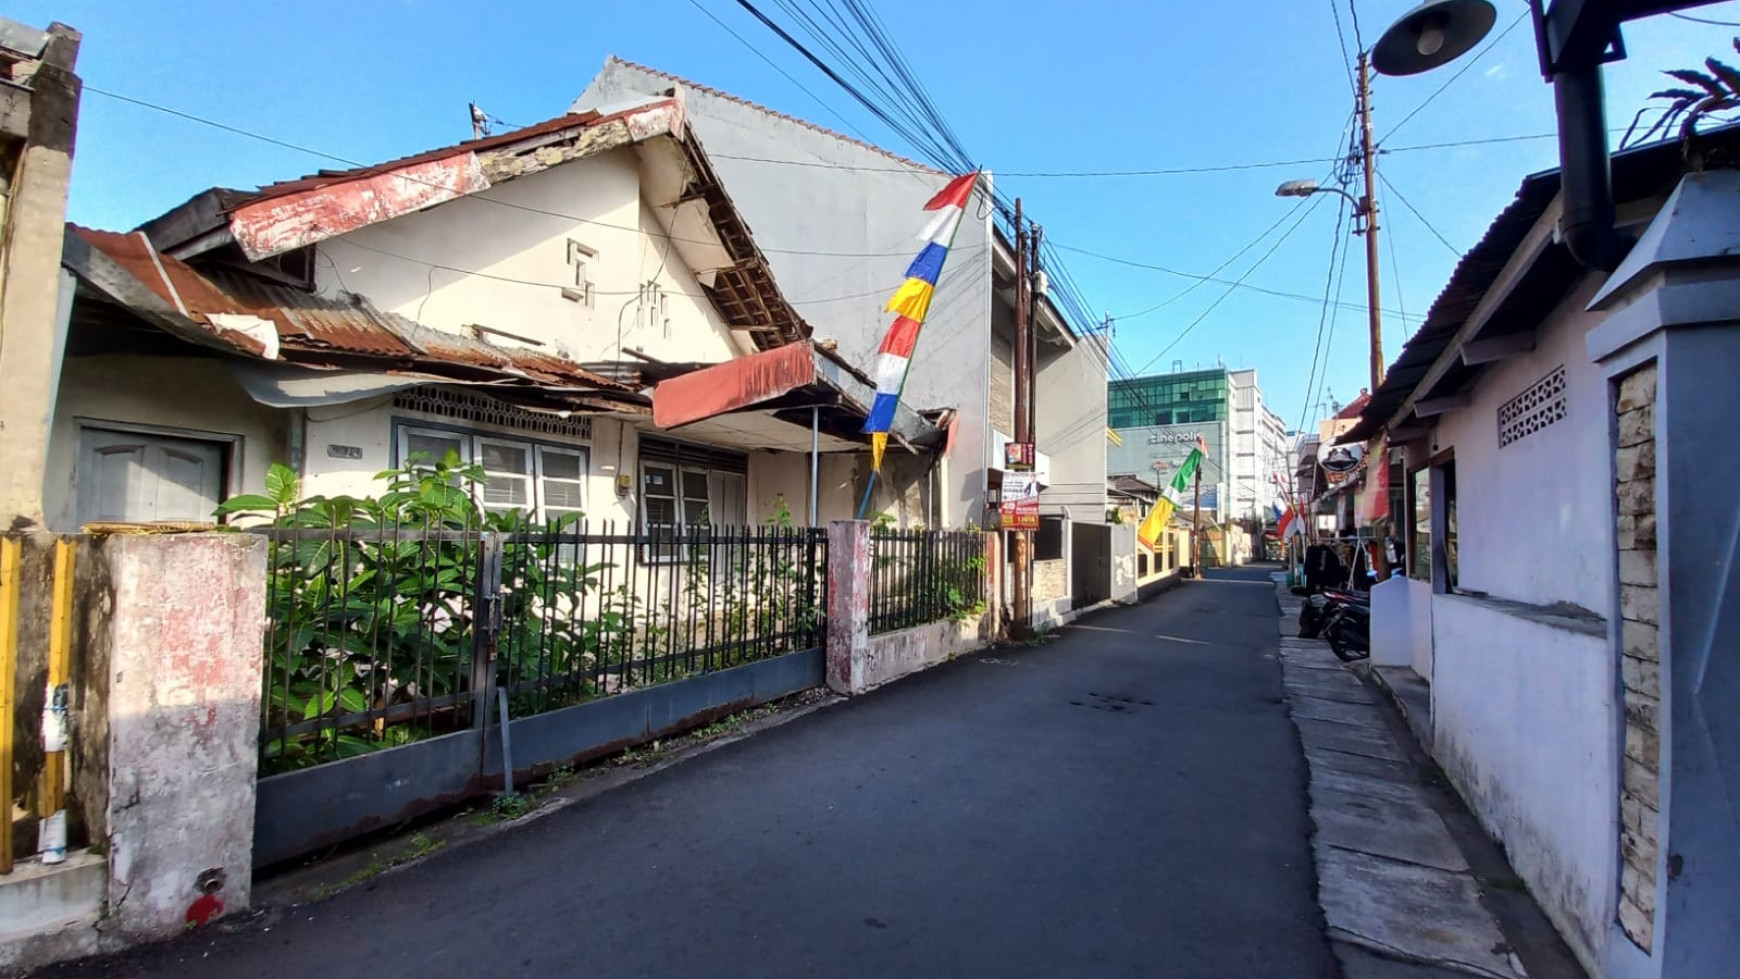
left=576, top=61, right=995, bottom=525
left=43, top=355, right=287, bottom=532
left=314, top=149, right=752, bottom=366
left=1429, top=276, right=1613, bottom=612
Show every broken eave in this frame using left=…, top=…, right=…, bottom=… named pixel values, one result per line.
left=651, top=341, right=938, bottom=452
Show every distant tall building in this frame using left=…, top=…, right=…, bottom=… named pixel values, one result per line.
left=1107, top=367, right=1288, bottom=521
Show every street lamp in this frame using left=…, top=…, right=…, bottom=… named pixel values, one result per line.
left=1277, top=0, right=1499, bottom=398
left=1275, top=179, right=1365, bottom=214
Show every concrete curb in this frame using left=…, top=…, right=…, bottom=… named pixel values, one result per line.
left=1272, top=578, right=1523, bottom=979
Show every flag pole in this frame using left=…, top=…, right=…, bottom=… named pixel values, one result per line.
left=856, top=469, right=878, bottom=520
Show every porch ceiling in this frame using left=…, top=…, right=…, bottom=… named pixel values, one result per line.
left=658, top=411, right=862, bottom=453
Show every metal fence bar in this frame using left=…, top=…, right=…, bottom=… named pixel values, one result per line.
left=253, top=521, right=830, bottom=776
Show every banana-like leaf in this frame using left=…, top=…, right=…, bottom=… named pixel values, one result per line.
left=1667, top=68, right=1725, bottom=97
left=1707, top=58, right=1740, bottom=94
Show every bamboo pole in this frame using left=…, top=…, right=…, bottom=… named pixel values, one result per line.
left=38, top=539, right=74, bottom=863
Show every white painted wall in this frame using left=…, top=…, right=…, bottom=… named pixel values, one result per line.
left=1368, top=574, right=1411, bottom=668
left=43, top=355, right=287, bottom=532
left=1036, top=335, right=1108, bottom=519
left=1429, top=275, right=1613, bottom=612
left=314, top=149, right=753, bottom=366
left=1407, top=577, right=1435, bottom=679
left=1431, top=594, right=1616, bottom=974
left=748, top=450, right=858, bottom=525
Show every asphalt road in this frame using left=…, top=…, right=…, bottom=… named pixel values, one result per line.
left=49, top=565, right=1336, bottom=978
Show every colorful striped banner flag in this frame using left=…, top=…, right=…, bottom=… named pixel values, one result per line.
left=865, top=171, right=980, bottom=471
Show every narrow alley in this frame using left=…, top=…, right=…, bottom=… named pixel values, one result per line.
left=46, top=569, right=1337, bottom=979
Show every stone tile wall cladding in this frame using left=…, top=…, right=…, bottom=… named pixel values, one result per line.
left=1614, top=361, right=1661, bottom=952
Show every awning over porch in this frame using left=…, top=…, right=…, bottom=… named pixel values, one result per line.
left=651, top=341, right=942, bottom=454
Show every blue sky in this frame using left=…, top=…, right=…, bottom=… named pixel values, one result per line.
left=17, top=0, right=1740, bottom=435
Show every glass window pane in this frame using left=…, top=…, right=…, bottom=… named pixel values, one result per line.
left=480, top=442, right=528, bottom=474
left=683, top=500, right=709, bottom=526
left=544, top=480, right=583, bottom=509
left=681, top=470, right=710, bottom=500
left=645, top=496, right=675, bottom=525
left=644, top=466, right=674, bottom=496
left=406, top=432, right=464, bottom=467
left=541, top=450, right=581, bottom=480
left=484, top=475, right=528, bottom=506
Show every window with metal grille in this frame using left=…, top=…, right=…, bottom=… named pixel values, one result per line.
left=1497, top=366, right=1567, bottom=448
left=393, top=386, right=592, bottom=440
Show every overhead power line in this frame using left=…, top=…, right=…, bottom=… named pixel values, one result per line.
left=1380, top=8, right=1530, bottom=144
left=1377, top=171, right=1463, bottom=257
left=1668, top=10, right=1740, bottom=25
left=84, top=85, right=918, bottom=260
left=1052, top=240, right=1419, bottom=322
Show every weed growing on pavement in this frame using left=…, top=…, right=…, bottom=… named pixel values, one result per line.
left=314, top=833, right=446, bottom=900
left=472, top=793, right=538, bottom=826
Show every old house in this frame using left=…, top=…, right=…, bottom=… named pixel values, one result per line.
left=1347, top=126, right=1740, bottom=979
left=50, top=95, right=941, bottom=533
left=575, top=58, right=1111, bottom=627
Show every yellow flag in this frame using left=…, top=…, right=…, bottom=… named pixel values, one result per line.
left=1137, top=497, right=1175, bottom=550
left=885, top=278, right=935, bottom=321
left=870, top=432, right=887, bottom=473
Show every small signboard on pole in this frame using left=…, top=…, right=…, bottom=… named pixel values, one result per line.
left=1000, top=471, right=1040, bottom=530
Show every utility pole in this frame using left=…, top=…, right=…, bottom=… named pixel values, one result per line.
left=1011, top=199, right=1031, bottom=636
left=1356, top=51, right=1385, bottom=396
left=1356, top=51, right=1393, bottom=583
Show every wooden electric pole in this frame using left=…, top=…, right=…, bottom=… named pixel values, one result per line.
left=1356, top=51, right=1385, bottom=396
left=1011, top=199, right=1031, bottom=636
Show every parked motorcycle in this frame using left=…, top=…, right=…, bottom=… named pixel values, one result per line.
left=1298, top=588, right=1368, bottom=639
left=1323, top=602, right=1371, bottom=662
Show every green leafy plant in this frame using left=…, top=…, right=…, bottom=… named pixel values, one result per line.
left=225, top=457, right=827, bottom=775
left=1625, top=37, right=1740, bottom=156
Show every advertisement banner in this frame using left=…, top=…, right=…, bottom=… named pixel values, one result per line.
left=1000, top=471, right=1040, bottom=530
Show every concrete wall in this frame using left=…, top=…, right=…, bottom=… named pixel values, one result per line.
left=1429, top=275, right=1613, bottom=612
left=1368, top=574, right=1411, bottom=668
left=577, top=60, right=995, bottom=527
left=1035, top=335, right=1108, bottom=517
left=43, top=355, right=289, bottom=532
left=0, top=24, right=80, bottom=527
left=826, top=519, right=993, bottom=694
left=1430, top=594, right=1614, bottom=972
left=97, top=534, right=267, bottom=942
left=314, top=149, right=753, bottom=365
left=3, top=533, right=268, bottom=973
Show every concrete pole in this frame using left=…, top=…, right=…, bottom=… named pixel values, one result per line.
left=0, top=24, right=81, bottom=528
left=1011, top=200, right=1031, bottom=636
left=809, top=406, right=819, bottom=526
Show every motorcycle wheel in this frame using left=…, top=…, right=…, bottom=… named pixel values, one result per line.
left=1326, top=616, right=1369, bottom=662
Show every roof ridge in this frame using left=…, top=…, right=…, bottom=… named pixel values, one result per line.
left=605, top=55, right=946, bottom=175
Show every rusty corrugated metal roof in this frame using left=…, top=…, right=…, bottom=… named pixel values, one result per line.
left=69, top=226, right=633, bottom=394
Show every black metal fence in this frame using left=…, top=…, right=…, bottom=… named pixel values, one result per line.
left=254, top=524, right=825, bottom=774
left=868, top=529, right=987, bottom=635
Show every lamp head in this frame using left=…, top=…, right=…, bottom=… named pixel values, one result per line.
left=1276, top=179, right=1320, bottom=198
left=1372, top=0, right=1496, bottom=77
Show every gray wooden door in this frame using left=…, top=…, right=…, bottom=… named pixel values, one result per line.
left=77, top=428, right=225, bottom=526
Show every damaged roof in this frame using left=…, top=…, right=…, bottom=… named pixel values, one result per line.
left=135, top=95, right=812, bottom=351
left=64, top=226, right=643, bottom=412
